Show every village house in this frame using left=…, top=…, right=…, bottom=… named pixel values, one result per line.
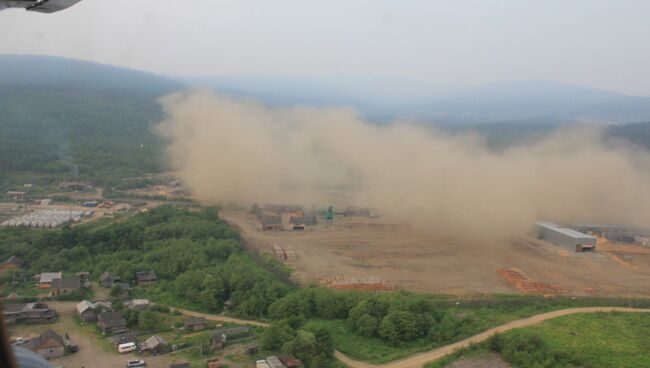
left=3, top=303, right=57, bottom=324
left=0, top=256, right=23, bottom=273
left=211, top=326, right=251, bottom=350
left=37, top=272, right=62, bottom=289
left=140, top=335, right=169, bottom=355
left=20, top=329, right=65, bottom=359
left=76, top=300, right=96, bottom=323
left=135, top=271, right=157, bottom=286
left=99, top=271, right=121, bottom=288
left=97, top=310, right=128, bottom=335
left=183, top=317, right=207, bottom=331
left=50, top=276, right=82, bottom=296
left=76, top=300, right=111, bottom=323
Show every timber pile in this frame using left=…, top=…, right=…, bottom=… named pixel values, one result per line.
left=497, top=268, right=567, bottom=296
left=320, top=275, right=395, bottom=291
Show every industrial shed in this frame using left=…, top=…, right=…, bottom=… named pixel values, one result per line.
left=536, top=222, right=596, bottom=252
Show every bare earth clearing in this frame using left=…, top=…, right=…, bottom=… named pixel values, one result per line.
left=221, top=210, right=650, bottom=296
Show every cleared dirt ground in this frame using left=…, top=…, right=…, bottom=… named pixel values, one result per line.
left=9, top=316, right=178, bottom=368
left=221, top=210, right=650, bottom=296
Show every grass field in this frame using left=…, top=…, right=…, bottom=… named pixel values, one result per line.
left=427, top=312, right=650, bottom=368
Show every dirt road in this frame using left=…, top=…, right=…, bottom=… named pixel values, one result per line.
left=334, top=307, right=650, bottom=368
left=168, top=306, right=270, bottom=328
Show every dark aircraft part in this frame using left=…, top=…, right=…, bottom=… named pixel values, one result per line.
left=0, top=0, right=82, bottom=13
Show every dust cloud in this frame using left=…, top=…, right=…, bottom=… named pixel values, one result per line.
left=155, top=90, right=650, bottom=239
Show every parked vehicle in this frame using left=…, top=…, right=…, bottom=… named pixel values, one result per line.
left=126, top=359, right=146, bottom=368
left=118, top=342, right=137, bottom=353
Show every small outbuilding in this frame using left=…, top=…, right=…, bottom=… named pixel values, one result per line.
left=99, top=272, right=121, bottom=288
left=184, top=317, right=207, bottom=331
left=140, top=335, right=169, bottom=355
left=135, top=271, right=158, bottom=286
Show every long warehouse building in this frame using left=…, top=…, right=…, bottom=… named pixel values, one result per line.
left=536, top=222, right=597, bottom=252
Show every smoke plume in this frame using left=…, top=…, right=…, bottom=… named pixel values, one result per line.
left=156, top=90, right=650, bottom=239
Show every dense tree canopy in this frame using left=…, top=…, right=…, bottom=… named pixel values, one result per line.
left=0, top=206, right=291, bottom=317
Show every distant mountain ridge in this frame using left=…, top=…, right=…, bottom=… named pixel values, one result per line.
left=0, top=54, right=183, bottom=94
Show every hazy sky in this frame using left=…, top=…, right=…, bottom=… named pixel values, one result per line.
left=1, top=0, right=649, bottom=95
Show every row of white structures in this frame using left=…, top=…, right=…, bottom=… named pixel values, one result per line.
left=1, top=209, right=93, bottom=228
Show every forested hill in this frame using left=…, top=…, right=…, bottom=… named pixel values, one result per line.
left=0, top=55, right=184, bottom=184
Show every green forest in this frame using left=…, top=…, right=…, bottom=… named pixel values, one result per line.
left=0, top=206, right=290, bottom=317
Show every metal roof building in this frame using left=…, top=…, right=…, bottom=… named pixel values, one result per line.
left=536, top=222, right=597, bottom=252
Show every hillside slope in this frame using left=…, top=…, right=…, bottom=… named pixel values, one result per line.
left=0, top=55, right=184, bottom=184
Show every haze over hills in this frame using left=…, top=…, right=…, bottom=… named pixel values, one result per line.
left=183, top=76, right=650, bottom=124
left=1, top=54, right=650, bottom=187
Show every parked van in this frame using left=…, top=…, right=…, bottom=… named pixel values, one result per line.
left=118, top=342, right=137, bottom=353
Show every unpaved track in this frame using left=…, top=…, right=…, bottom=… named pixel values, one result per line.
left=335, top=307, right=650, bottom=368
left=168, top=306, right=270, bottom=328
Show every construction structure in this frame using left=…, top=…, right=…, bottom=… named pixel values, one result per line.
left=6, top=191, right=26, bottom=202
left=571, top=224, right=650, bottom=243
left=536, top=222, right=596, bottom=252
left=261, top=215, right=283, bottom=231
